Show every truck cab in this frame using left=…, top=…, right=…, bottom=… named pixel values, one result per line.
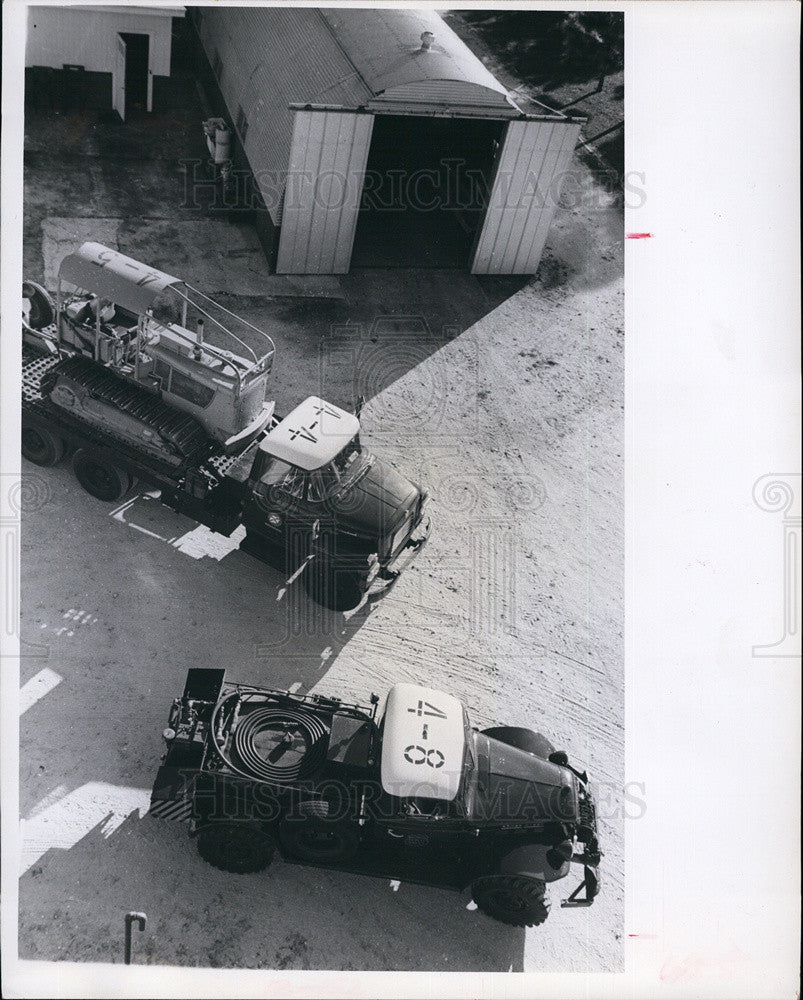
left=239, top=396, right=429, bottom=609
left=22, top=248, right=429, bottom=610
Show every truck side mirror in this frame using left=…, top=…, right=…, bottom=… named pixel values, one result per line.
left=248, top=439, right=271, bottom=484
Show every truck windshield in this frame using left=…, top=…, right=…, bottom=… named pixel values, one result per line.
left=307, top=438, right=369, bottom=502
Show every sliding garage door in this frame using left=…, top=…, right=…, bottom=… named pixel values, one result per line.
left=276, top=109, right=374, bottom=274
left=471, top=119, right=582, bottom=275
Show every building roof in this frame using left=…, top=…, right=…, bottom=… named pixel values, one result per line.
left=315, top=9, right=515, bottom=113
left=261, top=396, right=360, bottom=471
left=93, top=5, right=184, bottom=17
left=196, top=8, right=524, bottom=223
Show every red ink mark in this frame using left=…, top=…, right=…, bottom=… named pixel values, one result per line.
left=629, top=933, right=658, bottom=938
left=626, top=232, right=653, bottom=239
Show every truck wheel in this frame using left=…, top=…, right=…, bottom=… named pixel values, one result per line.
left=303, top=566, right=363, bottom=612
left=278, top=816, right=360, bottom=863
left=482, top=727, right=555, bottom=759
left=471, top=876, right=550, bottom=927
left=196, top=822, right=275, bottom=874
left=72, top=449, right=132, bottom=502
left=22, top=426, right=64, bottom=466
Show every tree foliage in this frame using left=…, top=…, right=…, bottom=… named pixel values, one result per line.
left=456, top=11, right=624, bottom=86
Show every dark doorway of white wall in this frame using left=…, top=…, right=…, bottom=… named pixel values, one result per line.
left=119, top=32, right=150, bottom=116
left=351, top=114, right=506, bottom=268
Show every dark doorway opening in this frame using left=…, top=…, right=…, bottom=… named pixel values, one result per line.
left=120, top=32, right=150, bottom=116
left=351, top=115, right=506, bottom=269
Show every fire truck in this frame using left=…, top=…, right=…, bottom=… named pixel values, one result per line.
left=151, top=669, right=601, bottom=927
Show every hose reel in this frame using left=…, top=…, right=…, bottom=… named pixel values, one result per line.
left=212, top=693, right=329, bottom=783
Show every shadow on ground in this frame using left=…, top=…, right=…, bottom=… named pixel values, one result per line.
left=19, top=810, right=526, bottom=971
left=18, top=462, right=382, bottom=815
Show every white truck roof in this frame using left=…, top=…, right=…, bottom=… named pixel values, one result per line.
left=380, top=683, right=466, bottom=801
left=262, top=396, right=360, bottom=471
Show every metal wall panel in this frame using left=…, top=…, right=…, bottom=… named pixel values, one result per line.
left=471, top=120, right=582, bottom=275
left=198, top=8, right=372, bottom=225
left=276, top=111, right=374, bottom=274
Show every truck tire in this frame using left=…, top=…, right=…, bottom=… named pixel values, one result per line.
left=196, top=822, right=275, bottom=874
left=72, top=449, right=132, bottom=502
left=482, top=727, right=555, bottom=759
left=471, top=875, right=550, bottom=927
left=278, top=815, right=360, bottom=863
left=22, top=425, right=65, bottom=467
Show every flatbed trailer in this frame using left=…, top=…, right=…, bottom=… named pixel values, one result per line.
left=22, top=339, right=430, bottom=610
left=23, top=340, right=254, bottom=534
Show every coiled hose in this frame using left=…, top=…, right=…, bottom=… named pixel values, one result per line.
left=212, top=692, right=329, bottom=783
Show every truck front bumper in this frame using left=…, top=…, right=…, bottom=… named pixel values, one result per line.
left=561, top=863, right=600, bottom=907
left=366, top=514, right=431, bottom=597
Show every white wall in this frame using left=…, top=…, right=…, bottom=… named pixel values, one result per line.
left=26, top=7, right=178, bottom=77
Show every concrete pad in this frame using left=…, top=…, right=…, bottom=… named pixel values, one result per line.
left=41, top=217, right=122, bottom=290
left=117, top=219, right=269, bottom=296
left=42, top=216, right=347, bottom=301
left=260, top=273, right=347, bottom=300
left=116, top=219, right=279, bottom=298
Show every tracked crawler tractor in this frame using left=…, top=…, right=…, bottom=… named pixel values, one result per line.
left=23, top=243, right=276, bottom=463
left=151, top=670, right=601, bottom=927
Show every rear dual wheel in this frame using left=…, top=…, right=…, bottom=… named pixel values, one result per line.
left=22, top=426, right=65, bottom=467
left=72, top=449, right=133, bottom=502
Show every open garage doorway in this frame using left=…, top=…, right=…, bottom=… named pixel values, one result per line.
left=119, top=32, right=150, bottom=116
left=351, top=115, right=507, bottom=269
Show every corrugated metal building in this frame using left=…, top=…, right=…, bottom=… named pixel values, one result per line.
left=25, top=6, right=184, bottom=119
left=194, top=7, right=584, bottom=275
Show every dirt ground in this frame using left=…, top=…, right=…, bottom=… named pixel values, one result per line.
left=17, top=59, right=623, bottom=974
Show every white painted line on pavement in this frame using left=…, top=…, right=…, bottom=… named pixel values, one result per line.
left=26, top=784, right=69, bottom=819
left=19, top=668, right=62, bottom=714
left=111, top=494, right=246, bottom=560
left=19, top=781, right=152, bottom=875
left=288, top=682, right=302, bottom=693
left=283, top=554, right=316, bottom=588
